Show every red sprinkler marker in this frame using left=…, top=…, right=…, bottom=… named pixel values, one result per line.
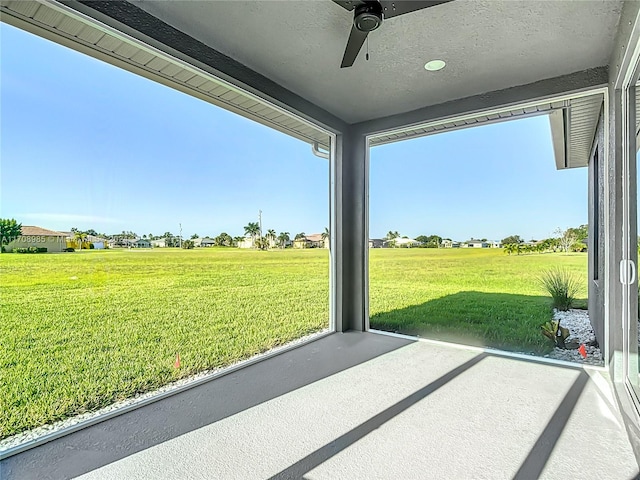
left=578, top=344, right=587, bottom=359
left=174, top=353, right=181, bottom=369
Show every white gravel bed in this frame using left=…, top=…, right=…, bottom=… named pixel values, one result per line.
left=542, top=308, right=603, bottom=366
left=0, top=329, right=329, bottom=453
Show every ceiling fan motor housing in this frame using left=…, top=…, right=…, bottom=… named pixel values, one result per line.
left=354, top=2, right=383, bottom=32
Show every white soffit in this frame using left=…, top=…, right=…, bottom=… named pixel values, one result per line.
left=370, top=92, right=603, bottom=171
left=0, top=0, right=331, bottom=150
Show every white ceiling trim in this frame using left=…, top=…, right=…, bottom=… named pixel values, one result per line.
left=367, top=88, right=606, bottom=170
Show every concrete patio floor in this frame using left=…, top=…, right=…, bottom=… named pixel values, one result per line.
left=1, top=332, right=638, bottom=480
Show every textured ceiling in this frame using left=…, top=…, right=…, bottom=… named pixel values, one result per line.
left=134, top=0, right=621, bottom=124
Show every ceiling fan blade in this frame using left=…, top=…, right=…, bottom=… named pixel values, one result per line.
left=332, top=0, right=366, bottom=12
left=341, top=24, right=369, bottom=68
left=379, top=0, right=453, bottom=19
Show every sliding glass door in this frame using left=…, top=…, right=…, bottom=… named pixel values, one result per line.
left=623, top=78, right=640, bottom=406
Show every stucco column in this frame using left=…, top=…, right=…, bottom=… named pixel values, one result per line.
left=334, top=128, right=368, bottom=332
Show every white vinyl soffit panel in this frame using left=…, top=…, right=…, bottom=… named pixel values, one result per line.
left=0, top=0, right=331, bottom=150
left=370, top=92, right=604, bottom=171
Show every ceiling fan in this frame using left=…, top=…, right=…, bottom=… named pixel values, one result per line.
left=332, top=0, right=453, bottom=68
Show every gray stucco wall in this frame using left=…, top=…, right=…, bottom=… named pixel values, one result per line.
left=588, top=111, right=606, bottom=347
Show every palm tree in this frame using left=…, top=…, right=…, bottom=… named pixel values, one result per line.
left=294, top=232, right=306, bottom=249
left=321, top=227, right=330, bottom=249
left=277, top=232, right=290, bottom=249
left=74, top=231, right=87, bottom=249
left=233, top=236, right=244, bottom=247
left=266, top=229, right=276, bottom=248
left=244, top=222, right=260, bottom=247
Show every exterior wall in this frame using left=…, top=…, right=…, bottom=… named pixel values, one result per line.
left=6, top=235, right=66, bottom=253
left=293, top=240, right=308, bottom=248
left=237, top=238, right=254, bottom=248
left=588, top=111, right=606, bottom=347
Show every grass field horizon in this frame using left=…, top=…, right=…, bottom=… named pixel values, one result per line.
left=0, top=247, right=587, bottom=439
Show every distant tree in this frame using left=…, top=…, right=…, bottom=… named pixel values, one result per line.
left=570, top=241, right=587, bottom=252
left=85, top=229, right=98, bottom=236
left=415, top=235, right=429, bottom=244
left=266, top=229, right=277, bottom=248
left=182, top=239, right=194, bottom=249
left=278, top=232, right=290, bottom=248
left=426, top=235, right=442, bottom=248
left=321, top=227, right=330, bottom=248
left=566, top=224, right=588, bottom=242
left=75, top=231, right=87, bottom=249
left=244, top=222, right=259, bottom=237
left=191, top=233, right=199, bottom=240
left=295, top=232, right=306, bottom=240
left=481, top=238, right=487, bottom=242
left=384, top=231, right=400, bottom=247
left=0, top=218, right=22, bottom=252
left=215, top=232, right=232, bottom=246
left=521, top=244, right=533, bottom=254
left=244, top=222, right=260, bottom=247
left=501, top=235, right=523, bottom=245
left=555, top=227, right=577, bottom=253
left=503, top=243, right=517, bottom=255
left=233, top=236, right=244, bottom=247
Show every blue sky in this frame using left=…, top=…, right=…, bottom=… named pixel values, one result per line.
left=1, top=23, right=586, bottom=241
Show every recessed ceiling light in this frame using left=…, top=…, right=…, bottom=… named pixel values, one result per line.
left=424, top=59, right=446, bottom=71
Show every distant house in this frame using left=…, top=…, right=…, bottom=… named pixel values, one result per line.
left=109, top=238, right=136, bottom=248
left=384, top=237, right=419, bottom=248
left=192, top=237, right=215, bottom=247
left=135, top=239, right=151, bottom=248
left=293, top=233, right=326, bottom=249
left=466, top=240, right=490, bottom=248
left=442, top=239, right=458, bottom=248
left=151, top=239, right=166, bottom=248
left=490, top=240, right=502, bottom=248
left=4, top=226, right=67, bottom=253
left=201, top=237, right=216, bottom=247
left=369, top=239, right=384, bottom=248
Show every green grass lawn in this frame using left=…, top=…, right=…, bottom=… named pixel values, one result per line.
left=0, top=248, right=329, bottom=439
left=369, top=248, right=587, bottom=351
left=0, top=247, right=586, bottom=439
